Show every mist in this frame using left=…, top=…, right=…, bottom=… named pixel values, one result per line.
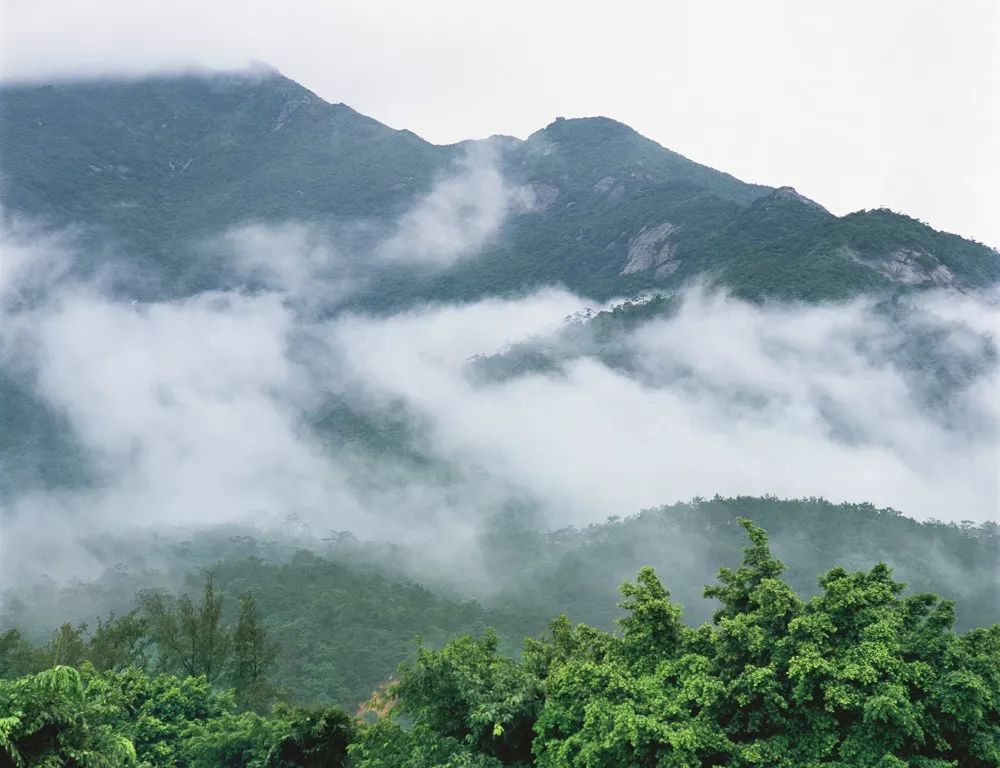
left=0, top=149, right=998, bottom=595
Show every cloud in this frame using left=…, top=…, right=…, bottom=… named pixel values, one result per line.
left=377, top=144, right=532, bottom=267
left=325, top=289, right=999, bottom=526
left=0, top=214, right=73, bottom=304
left=1, top=206, right=997, bottom=591
left=219, top=220, right=359, bottom=307
left=209, top=146, right=523, bottom=307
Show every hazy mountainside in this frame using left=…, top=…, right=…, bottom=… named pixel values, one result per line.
left=4, top=497, right=997, bottom=708
left=2, top=68, right=997, bottom=305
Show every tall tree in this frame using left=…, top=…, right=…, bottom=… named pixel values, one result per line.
left=0, top=629, right=38, bottom=679
left=45, top=623, right=89, bottom=668
left=88, top=611, right=151, bottom=673
left=229, top=592, right=278, bottom=712
left=140, top=572, right=231, bottom=683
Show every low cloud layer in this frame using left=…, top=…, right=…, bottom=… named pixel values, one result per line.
left=329, top=289, right=999, bottom=525
left=1, top=175, right=998, bottom=589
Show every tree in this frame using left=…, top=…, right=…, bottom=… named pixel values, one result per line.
left=0, top=630, right=37, bottom=679
left=87, top=610, right=151, bottom=672
left=0, top=665, right=136, bottom=768
left=139, top=571, right=231, bottom=683
left=229, top=592, right=279, bottom=712
left=44, top=622, right=90, bottom=668
left=352, top=630, right=539, bottom=767
left=353, top=519, right=1000, bottom=768
left=265, top=704, right=355, bottom=768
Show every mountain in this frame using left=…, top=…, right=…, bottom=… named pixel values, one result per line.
left=2, top=68, right=997, bottom=305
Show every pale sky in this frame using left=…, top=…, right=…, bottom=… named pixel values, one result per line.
left=2, top=0, right=998, bottom=248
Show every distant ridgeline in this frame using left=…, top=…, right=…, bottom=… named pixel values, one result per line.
left=1, top=69, right=997, bottom=307
left=3, top=497, right=997, bottom=709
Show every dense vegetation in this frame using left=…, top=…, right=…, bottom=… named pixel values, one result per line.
left=0, top=665, right=355, bottom=768
left=3, top=520, right=997, bottom=766
left=4, top=497, right=997, bottom=714
left=2, top=71, right=996, bottom=310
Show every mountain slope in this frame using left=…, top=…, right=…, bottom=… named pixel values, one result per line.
left=1, top=67, right=997, bottom=305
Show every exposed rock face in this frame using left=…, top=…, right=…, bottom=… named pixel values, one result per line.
left=879, top=248, right=955, bottom=287
left=930, top=264, right=955, bottom=287
left=594, top=176, right=617, bottom=193
left=594, top=175, right=625, bottom=202
left=771, top=186, right=829, bottom=213
left=655, top=259, right=680, bottom=277
left=529, top=181, right=560, bottom=210
left=272, top=94, right=314, bottom=131
left=622, top=222, right=680, bottom=275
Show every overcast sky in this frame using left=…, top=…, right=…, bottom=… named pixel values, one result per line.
left=2, top=0, right=998, bottom=248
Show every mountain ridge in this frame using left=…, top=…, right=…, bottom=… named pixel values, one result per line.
left=1, top=67, right=997, bottom=307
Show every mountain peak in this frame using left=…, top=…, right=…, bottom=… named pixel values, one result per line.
left=531, top=115, right=642, bottom=143
left=765, top=186, right=830, bottom=213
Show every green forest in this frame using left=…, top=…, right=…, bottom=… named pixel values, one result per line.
left=3, top=518, right=998, bottom=767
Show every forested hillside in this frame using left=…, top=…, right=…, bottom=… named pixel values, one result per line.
left=4, top=497, right=997, bottom=714
left=2, top=69, right=997, bottom=307
left=3, top=521, right=997, bottom=767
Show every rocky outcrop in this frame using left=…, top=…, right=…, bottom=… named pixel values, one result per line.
left=594, top=176, right=617, bottom=193
left=594, top=175, right=625, bottom=202
left=529, top=181, right=560, bottom=210
left=622, top=222, right=680, bottom=275
left=272, top=94, right=314, bottom=131
left=840, top=245, right=959, bottom=289
left=770, top=186, right=829, bottom=213
left=929, top=264, right=956, bottom=287
left=879, top=249, right=955, bottom=287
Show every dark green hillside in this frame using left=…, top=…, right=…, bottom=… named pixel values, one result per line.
left=0, top=70, right=445, bottom=292
left=207, top=554, right=531, bottom=707
left=2, top=69, right=996, bottom=305
left=513, top=115, right=768, bottom=205
left=479, top=496, right=1000, bottom=635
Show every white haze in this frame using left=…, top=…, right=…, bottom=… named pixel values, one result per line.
left=378, top=143, right=537, bottom=267
left=329, top=290, right=999, bottom=523
left=0, top=151, right=998, bottom=588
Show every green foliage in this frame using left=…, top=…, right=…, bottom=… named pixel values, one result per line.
left=5, top=498, right=997, bottom=719
left=206, top=552, right=525, bottom=707
left=0, top=665, right=136, bottom=767
left=356, top=522, right=1000, bottom=767
left=0, top=631, right=37, bottom=681
left=0, top=664, right=355, bottom=768
left=83, top=665, right=231, bottom=767
left=3, top=524, right=998, bottom=766
left=88, top=611, right=151, bottom=673
left=264, top=705, right=354, bottom=768
left=230, top=593, right=280, bottom=713
left=388, top=630, right=539, bottom=765
left=139, top=572, right=232, bottom=684
left=1, top=73, right=995, bottom=318
left=480, top=496, right=999, bottom=635
left=41, top=623, right=90, bottom=669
